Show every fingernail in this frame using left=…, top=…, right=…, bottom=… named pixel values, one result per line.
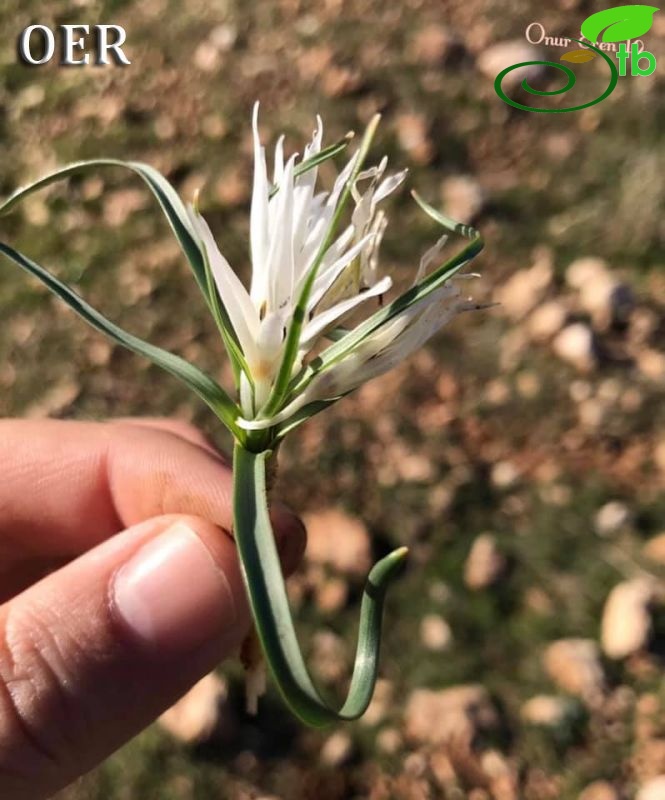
left=112, top=521, right=236, bottom=654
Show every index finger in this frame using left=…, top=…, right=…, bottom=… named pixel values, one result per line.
left=0, top=418, right=235, bottom=558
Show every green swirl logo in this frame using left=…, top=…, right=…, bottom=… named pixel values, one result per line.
left=494, top=5, right=659, bottom=113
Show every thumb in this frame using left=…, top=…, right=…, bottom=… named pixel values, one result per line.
left=0, top=514, right=252, bottom=800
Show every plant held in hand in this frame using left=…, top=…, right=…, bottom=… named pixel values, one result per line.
left=0, top=104, right=484, bottom=726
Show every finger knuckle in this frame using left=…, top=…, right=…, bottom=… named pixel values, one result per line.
left=0, top=602, right=92, bottom=779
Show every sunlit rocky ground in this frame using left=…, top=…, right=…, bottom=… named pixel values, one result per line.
left=0, top=0, right=664, bottom=798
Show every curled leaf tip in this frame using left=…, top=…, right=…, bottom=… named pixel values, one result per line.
left=233, top=444, right=408, bottom=725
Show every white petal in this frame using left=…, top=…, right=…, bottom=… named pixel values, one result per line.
left=292, top=118, right=323, bottom=260
left=300, top=275, right=392, bottom=350
left=414, top=234, right=448, bottom=284
left=301, top=116, right=323, bottom=168
left=238, top=366, right=342, bottom=430
left=374, top=282, right=461, bottom=346
left=188, top=207, right=260, bottom=363
left=256, top=309, right=286, bottom=364
left=354, top=156, right=388, bottom=187
left=320, top=281, right=460, bottom=375
left=352, top=167, right=407, bottom=240
left=361, top=209, right=388, bottom=288
left=250, top=103, right=270, bottom=305
left=299, top=155, right=357, bottom=272
left=351, top=187, right=374, bottom=236
left=358, top=299, right=466, bottom=382
left=302, top=225, right=354, bottom=296
left=300, top=212, right=332, bottom=269
left=238, top=393, right=308, bottom=430
left=309, top=191, right=327, bottom=216
left=289, top=351, right=368, bottom=410
left=298, top=152, right=356, bottom=268
left=373, top=168, right=408, bottom=204
left=239, top=371, right=254, bottom=418
left=266, top=154, right=297, bottom=309
left=273, top=134, right=285, bottom=185
left=306, top=231, right=375, bottom=310
left=332, top=151, right=359, bottom=202
left=316, top=224, right=355, bottom=272
left=347, top=286, right=471, bottom=387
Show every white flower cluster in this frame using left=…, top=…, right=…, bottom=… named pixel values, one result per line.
left=188, top=104, right=477, bottom=432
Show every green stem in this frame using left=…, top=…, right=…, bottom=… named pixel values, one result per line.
left=232, top=443, right=407, bottom=726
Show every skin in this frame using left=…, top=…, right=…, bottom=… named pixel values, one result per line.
left=0, top=418, right=306, bottom=799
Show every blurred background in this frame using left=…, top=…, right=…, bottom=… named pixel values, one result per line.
left=0, top=0, right=664, bottom=798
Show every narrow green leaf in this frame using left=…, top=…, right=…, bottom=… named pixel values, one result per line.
left=1, top=158, right=248, bottom=388
left=0, top=159, right=210, bottom=300
left=0, top=241, right=244, bottom=440
left=233, top=444, right=407, bottom=725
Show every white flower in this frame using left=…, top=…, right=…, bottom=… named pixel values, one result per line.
left=187, top=104, right=481, bottom=434
left=188, top=104, right=405, bottom=419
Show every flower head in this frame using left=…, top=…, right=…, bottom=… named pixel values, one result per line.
left=187, top=104, right=483, bottom=441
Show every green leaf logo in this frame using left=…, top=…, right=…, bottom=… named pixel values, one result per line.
left=581, top=4, right=659, bottom=43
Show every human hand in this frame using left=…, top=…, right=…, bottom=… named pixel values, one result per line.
left=0, top=418, right=306, bottom=799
